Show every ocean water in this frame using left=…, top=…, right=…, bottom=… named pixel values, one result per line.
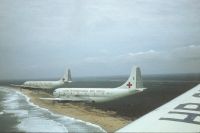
left=0, top=86, right=106, bottom=132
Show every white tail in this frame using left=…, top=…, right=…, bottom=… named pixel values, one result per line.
left=67, top=69, right=72, bottom=82
left=118, top=66, right=143, bottom=89
left=61, top=68, right=72, bottom=83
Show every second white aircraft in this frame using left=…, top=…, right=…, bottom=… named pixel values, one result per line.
left=11, top=69, right=72, bottom=90
left=41, top=66, right=147, bottom=103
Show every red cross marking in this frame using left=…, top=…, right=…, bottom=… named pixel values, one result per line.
left=127, top=82, right=132, bottom=88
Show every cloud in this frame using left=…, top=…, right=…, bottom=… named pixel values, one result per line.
left=82, top=49, right=162, bottom=68
left=127, top=50, right=161, bottom=60
left=171, top=45, right=200, bottom=60
left=81, top=46, right=200, bottom=75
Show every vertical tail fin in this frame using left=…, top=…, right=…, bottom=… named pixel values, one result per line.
left=67, top=69, right=72, bottom=82
left=61, top=68, right=72, bottom=83
left=118, top=66, right=143, bottom=89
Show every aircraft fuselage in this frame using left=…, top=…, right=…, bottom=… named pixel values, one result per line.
left=53, top=88, right=141, bottom=103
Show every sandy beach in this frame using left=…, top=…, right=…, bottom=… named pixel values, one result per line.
left=15, top=88, right=131, bottom=132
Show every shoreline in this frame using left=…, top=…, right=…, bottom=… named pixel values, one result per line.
left=14, top=88, right=131, bottom=132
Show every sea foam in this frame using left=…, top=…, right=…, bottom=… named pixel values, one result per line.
left=1, top=86, right=106, bottom=133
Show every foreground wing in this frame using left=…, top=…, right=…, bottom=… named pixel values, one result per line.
left=117, top=84, right=200, bottom=132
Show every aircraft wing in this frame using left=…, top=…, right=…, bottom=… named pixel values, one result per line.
left=10, top=84, right=38, bottom=89
left=10, top=84, right=53, bottom=91
left=40, top=98, right=63, bottom=101
left=10, top=84, right=26, bottom=88
left=40, top=96, right=92, bottom=102
left=117, top=84, right=200, bottom=132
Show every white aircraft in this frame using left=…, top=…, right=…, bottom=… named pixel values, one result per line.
left=117, top=84, right=200, bottom=132
left=40, top=66, right=147, bottom=103
left=11, top=69, right=72, bottom=90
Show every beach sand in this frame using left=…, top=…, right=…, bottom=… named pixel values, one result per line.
left=16, top=89, right=131, bottom=132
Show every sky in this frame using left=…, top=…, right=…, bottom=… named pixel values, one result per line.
left=0, top=0, right=200, bottom=80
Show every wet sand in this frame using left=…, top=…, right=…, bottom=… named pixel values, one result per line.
left=16, top=89, right=131, bottom=132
